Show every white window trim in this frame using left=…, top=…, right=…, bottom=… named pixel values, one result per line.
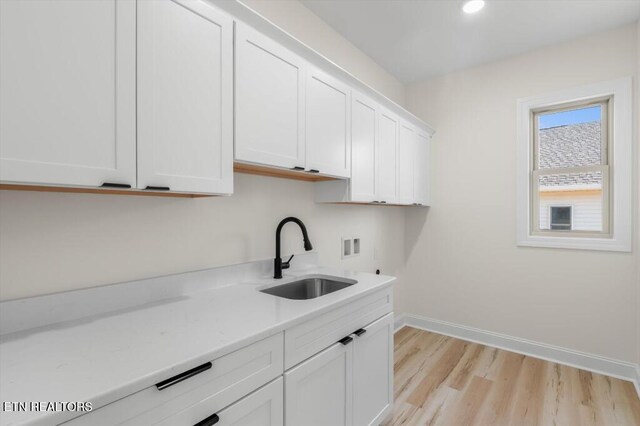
left=516, top=77, right=633, bottom=252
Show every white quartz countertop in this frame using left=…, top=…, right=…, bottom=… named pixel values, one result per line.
left=0, top=260, right=394, bottom=426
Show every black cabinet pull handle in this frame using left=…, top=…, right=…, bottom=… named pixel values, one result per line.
left=291, top=166, right=304, bottom=171
left=101, top=182, right=131, bottom=189
left=379, top=201, right=387, bottom=204
left=353, top=328, right=366, bottom=336
left=145, top=186, right=170, bottom=191
left=306, top=169, right=320, bottom=173
left=194, top=413, right=219, bottom=426
left=156, top=362, right=212, bottom=391
left=339, top=336, right=353, bottom=345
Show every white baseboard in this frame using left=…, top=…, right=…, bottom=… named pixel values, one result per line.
left=394, top=313, right=407, bottom=332
left=395, top=313, right=639, bottom=388
left=635, top=365, right=640, bottom=400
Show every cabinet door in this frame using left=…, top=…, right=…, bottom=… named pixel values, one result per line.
left=397, top=122, right=416, bottom=205
left=0, top=0, right=136, bottom=187
left=306, top=67, right=351, bottom=178
left=215, top=378, right=283, bottom=426
left=376, top=110, right=399, bottom=203
left=285, top=342, right=353, bottom=426
left=353, top=313, right=394, bottom=426
left=160, top=378, right=283, bottom=426
left=414, top=131, right=431, bottom=206
left=137, top=0, right=233, bottom=194
left=350, top=92, right=377, bottom=202
left=235, top=23, right=305, bottom=170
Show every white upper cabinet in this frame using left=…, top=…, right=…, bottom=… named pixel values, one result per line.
left=414, top=131, right=432, bottom=206
left=350, top=93, right=378, bottom=202
left=0, top=0, right=136, bottom=188
left=235, top=23, right=306, bottom=170
left=137, top=0, right=233, bottom=194
left=397, top=121, right=416, bottom=204
left=305, top=67, right=351, bottom=178
left=376, top=110, right=399, bottom=204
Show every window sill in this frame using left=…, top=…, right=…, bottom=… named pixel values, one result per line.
left=517, top=235, right=631, bottom=252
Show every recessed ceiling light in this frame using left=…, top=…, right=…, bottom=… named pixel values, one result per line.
left=462, top=0, right=485, bottom=14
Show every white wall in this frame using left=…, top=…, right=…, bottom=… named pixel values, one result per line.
left=0, top=0, right=408, bottom=301
left=239, top=0, right=406, bottom=106
left=404, top=24, right=638, bottom=363
left=636, top=19, right=640, bottom=369
left=0, top=174, right=405, bottom=300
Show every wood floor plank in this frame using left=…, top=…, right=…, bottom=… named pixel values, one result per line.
left=447, top=343, right=484, bottom=391
left=387, top=327, right=640, bottom=426
left=477, top=351, right=525, bottom=425
left=406, top=339, right=469, bottom=407
left=438, top=375, right=493, bottom=426
left=510, top=356, right=547, bottom=426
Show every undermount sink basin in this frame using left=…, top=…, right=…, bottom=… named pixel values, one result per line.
left=260, top=276, right=357, bottom=300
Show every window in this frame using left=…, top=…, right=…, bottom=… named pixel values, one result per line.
left=550, top=206, right=572, bottom=230
left=532, top=100, right=609, bottom=236
left=517, top=78, right=632, bottom=252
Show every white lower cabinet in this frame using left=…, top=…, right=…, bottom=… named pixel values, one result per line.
left=213, top=378, right=283, bottom=426
left=63, top=294, right=393, bottom=426
left=285, top=341, right=353, bottom=426
left=159, top=378, right=283, bottom=426
left=285, top=311, right=394, bottom=426
left=353, top=313, right=394, bottom=426
left=63, top=333, right=284, bottom=425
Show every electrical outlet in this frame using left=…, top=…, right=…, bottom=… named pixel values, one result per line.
left=342, top=237, right=361, bottom=259
left=342, top=238, right=352, bottom=258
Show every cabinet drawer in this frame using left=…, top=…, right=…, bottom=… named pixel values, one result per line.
left=158, top=377, right=283, bottom=426
left=284, top=287, right=392, bottom=369
left=64, top=333, right=283, bottom=425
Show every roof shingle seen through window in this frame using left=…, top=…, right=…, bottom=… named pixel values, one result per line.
left=538, top=121, right=602, bottom=188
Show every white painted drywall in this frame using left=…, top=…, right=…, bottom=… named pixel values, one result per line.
left=636, top=19, right=640, bottom=369
left=0, top=0, right=408, bottom=301
left=238, top=0, right=406, bottom=106
left=0, top=174, right=406, bottom=300
left=403, top=24, right=638, bottom=363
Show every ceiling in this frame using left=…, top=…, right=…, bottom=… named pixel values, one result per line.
left=300, top=0, right=640, bottom=83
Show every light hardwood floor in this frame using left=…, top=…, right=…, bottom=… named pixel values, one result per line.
left=386, top=327, right=640, bottom=426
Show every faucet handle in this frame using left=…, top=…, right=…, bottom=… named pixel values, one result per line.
left=282, top=254, right=294, bottom=269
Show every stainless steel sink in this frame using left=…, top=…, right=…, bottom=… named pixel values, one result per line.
left=260, top=276, right=357, bottom=300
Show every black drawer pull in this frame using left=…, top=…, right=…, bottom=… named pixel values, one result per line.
left=339, top=336, right=353, bottom=345
left=194, top=413, right=219, bottom=426
left=353, top=328, right=367, bottom=336
left=156, top=362, right=212, bottom=391
left=101, top=182, right=131, bottom=189
left=145, top=186, right=170, bottom=191
left=291, top=166, right=304, bottom=171
left=306, top=169, right=320, bottom=173
left=379, top=201, right=387, bottom=204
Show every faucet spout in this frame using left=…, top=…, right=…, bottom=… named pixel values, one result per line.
left=274, top=217, right=313, bottom=279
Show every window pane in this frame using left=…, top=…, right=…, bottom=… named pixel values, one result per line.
left=537, top=105, right=602, bottom=169
left=550, top=206, right=571, bottom=230
left=537, top=171, right=603, bottom=232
